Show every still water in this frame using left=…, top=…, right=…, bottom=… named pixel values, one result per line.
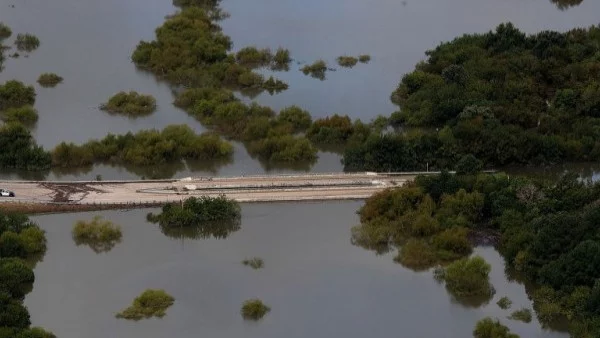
left=1, top=0, right=600, bottom=178
left=26, top=202, right=567, bottom=338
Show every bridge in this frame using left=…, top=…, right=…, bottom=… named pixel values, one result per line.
left=0, top=172, right=437, bottom=210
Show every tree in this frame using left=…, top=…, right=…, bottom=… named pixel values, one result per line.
left=456, top=154, right=483, bottom=175
left=440, top=256, right=493, bottom=297
left=0, top=80, right=35, bottom=110
left=473, top=317, right=520, bottom=338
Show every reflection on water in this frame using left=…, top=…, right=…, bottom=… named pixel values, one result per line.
left=157, top=219, right=241, bottom=240
left=551, top=0, right=584, bottom=10
left=26, top=203, right=567, bottom=338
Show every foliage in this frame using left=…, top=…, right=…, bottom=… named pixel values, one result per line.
left=100, top=91, right=156, bottom=117
left=241, top=299, right=270, bottom=320
left=301, top=60, right=327, bottom=80
left=116, top=289, right=175, bottom=320
left=551, top=0, right=583, bottom=10
left=0, top=22, right=11, bottom=39
left=1, top=106, right=38, bottom=125
left=147, top=195, right=241, bottom=239
left=14, top=34, right=40, bottom=52
left=337, top=56, right=358, bottom=68
left=72, top=216, right=123, bottom=253
left=438, top=256, right=494, bottom=298
left=242, top=257, right=264, bottom=269
left=271, top=47, right=291, bottom=70
left=363, top=24, right=600, bottom=170
left=36, top=73, right=63, bottom=87
left=51, top=124, right=233, bottom=167
left=235, top=46, right=272, bottom=68
left=306, top=114, right=371, bottom=147
left=358, top=54, right=371, bottom=63
left=507, top=308, right=532, bottom=323
left=263, top=76, right=288, bottom=94
left=0, top=80, right=35, bottom=110
left=277, top=105, right=312, bottom=132
left=473, top=317, right=520, bottom=338
left=497, top=296, right=512, bottom=310
left=395, top=239, right=437, bottom=270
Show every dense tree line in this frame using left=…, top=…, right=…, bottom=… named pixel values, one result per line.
left=345, top=24, right=600, bottom=171
left=354, top=171, right=600, bottom=336
left=0, top=212, right=55, bottom=337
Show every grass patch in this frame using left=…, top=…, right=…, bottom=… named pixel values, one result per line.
left=337, top=56, right=358, bottom=68
left=242, top=257, right=264, bottom=269
left=0, top=22, right=11, bottom=39
left=301, top=60, right=327, bottom=80
left=15, top=33, right=40, bottom=52
left=508, top=308, right=532, bottom=323
left=116, top=289, right=175, bottom=320
left=358, top=54, right=371, bottom=63
left=497, top=296, right=512, bottom=310
left=72, top=216, right=123, bottom=253
left=100, top=91, right=156, bottom=117
left=1, top=105, right=38, bottom=125
left=241, top=299, right=270, bottom=320
left=37, top=73, right=63, bottom=87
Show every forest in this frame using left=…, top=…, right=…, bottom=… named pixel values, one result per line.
left=344, top=23, right=600, bottom=171
left=353, top=171, right=600, bottom=336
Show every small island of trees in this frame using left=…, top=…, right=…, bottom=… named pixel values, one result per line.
left=72, top=216, right=123, bottom=253
left=37, top=73, right=63, bottom=87
left=100, top=91, right=156, bottom=117
left=116, top=289, right=175, bottom=320
left=147, top=195, right=241, bottom=239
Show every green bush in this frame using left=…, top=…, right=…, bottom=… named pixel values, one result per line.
left=497, top=296, right=512, bottom=310
left=0, top=123, right=51, bottom=171
left=72, top=216, right=123, bottom=253
left=337, top=56, right=358, bottom=68
left=395, top=239, right=437, bottom=271
left=116, top=289, right=174, bottom=320
left=14, top=34, right=40, bottom=52
left=100, top=91, right=156, bottom=116
left=235, top=46, right=272, bottom=68
left=271, top=47, right=291, bottom=70
left=508, top=308, right=532, bottom=323
left=277, top=105, right=312, bottom=132
left=437, top=256, right=493, bottom=297
left=1, top=106, right=38, bottom=125
left=358, top=54, right=371, bottom=63
left=241, top=299, right=270, bottom=320
left=36, top=73, right=63, bottom=87
left=0, top=22, right=11, bottom=39
left=473, top=317, right=520, bottom=338
left=301, top=60, right=327, bottom=79
left=263, top=76, right=288, bottom=93
left=0, top=80, right=35, bottom=110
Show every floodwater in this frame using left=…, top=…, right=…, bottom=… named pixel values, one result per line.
left=26, top=202, right=567, bottom=338
left=1, top=0, right=600, bottom=179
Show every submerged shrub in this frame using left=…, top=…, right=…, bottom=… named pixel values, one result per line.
left=438, top=256, right=494, bottom=298
left=358, top=54, right=371, bottom=63
left=72, top=216, right=122, bottom=253
left=337, top=56, right=358, bottom=68
left=235, top=46, right=272, bottom=68
left=508, top=308, right=532, bottom=323
left=263, top=76, right=288, bottom=93
left=0, top=80, right=36, bottom=110
left=301, top=60, right=327, bottom=80
left=15, top=33, right=40, bottom=52
left=37, top=73, right=63, bottom=87
left=242, top=257, right=264, bottom=269
left=0, top=22, right=11, bottom=39
left=241, top=299, right=270, bottom=320
left=473, top=317, right=520, bottom=338
left=100, top=91, right=156, bottom=117
left=271, top=47, right=291, bottom=70
left=395, top=239, right=437, bottom=271
left=1, top=106, right=38, bottom=125
left=497, top=296, right=512, bottom=310
left=116, top=289, right=174, bottom=320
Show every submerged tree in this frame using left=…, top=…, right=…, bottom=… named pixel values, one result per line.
left=116, top=289, right=175, bottom=320
left=72, top=216, right=123, bottom=253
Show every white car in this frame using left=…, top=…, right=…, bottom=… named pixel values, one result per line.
left=0, top=189, right=15, bottom=197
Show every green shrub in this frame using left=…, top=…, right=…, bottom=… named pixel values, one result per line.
left=431, top=226, right=472, bottom=260
left=72, top=216, right=122, bottom=253
left=263, top=76, right=288, bottom=93
left=301, top=60, right=327, bottom=79
left=0, top=80, right=36, bottom=110
left=395, top=239, right=437, bottom=271
left=116, top=289, right=174, bottom=320
left=508, top=308, right=532, bottom=323
left=0, top=123, right=51, bottom=171
left=36, top=73, right=63, bottom=87
left=235, top=46, right=272, bottom=68
left=247, top=135, right=317, bottom=163
left=337, top=56, right=358, bottom=68
left=242, top=257, right=264, bottom=269
left=438, top=256, right=494, bottom=297
left=473, top=317, right=520, bottom=338
left=241, top=299, right=270, bottom=320
left=277, top=105, right=312, bottom=132
left=1, top=106, right=38, bottom=125
left=100, top=91, right=156, bottom=117
left=271, top=47, right=291, bottom=70
left=14, top=34, right=40, bottom=52
left=497, top=296, right=512, bottom=310
left=0, top=22, right=11, bottom=39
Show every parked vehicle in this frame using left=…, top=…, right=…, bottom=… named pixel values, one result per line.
left=0, top=189, right=15, bottom=197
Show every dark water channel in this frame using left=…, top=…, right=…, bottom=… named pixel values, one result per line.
left=26, top=202, right=567, bottom=338
left=1, top=0, right=600, bottom=179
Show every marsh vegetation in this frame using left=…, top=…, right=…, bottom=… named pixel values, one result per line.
left=0, top=22, right=11, bottom=39
left=72, top=216, right=123, bottom=253
left=100, top=91, right=156, bottom=117
left=37, top=73, right=63, bottom=87
left=496, top=296, right=512, bottom=310
left=301, top=60, right=327, bottom=80
left=507, top=308, right=532, bottom=323
left=473, top=318, right=520, bottom=338
left=242, top=257, right=264, bottom=269
left=15, top=33, right=40, bottom=52
left=241, top=299, right=270, bottom=320
left=336, top=56, right=358, bottom=68
left=116, top=289, right=175, bottom=320
left=1, top=105, right=38, bottom=125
